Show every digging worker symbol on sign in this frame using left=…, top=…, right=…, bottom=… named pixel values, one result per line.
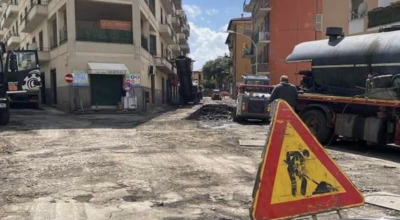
left=285, top=149, right=339, bottom=197
left=285, top=150, right=310, bottom=196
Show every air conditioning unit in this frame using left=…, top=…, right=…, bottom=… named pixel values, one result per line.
left=315, top=14, right=323, bottom=32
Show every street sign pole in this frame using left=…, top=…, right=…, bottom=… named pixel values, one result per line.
left=65, top=74, right=74, bottom=113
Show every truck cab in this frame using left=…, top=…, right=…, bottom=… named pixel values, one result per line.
left=233, top=83, right=273, bottom=123
left=0, top=44, right=41, bottom=126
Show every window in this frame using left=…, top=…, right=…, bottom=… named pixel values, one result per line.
left=351, top=0, right=364, bottom=20
left=8, top=51, right=38, bottom=72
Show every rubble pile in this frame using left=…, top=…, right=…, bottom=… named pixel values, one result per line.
left=188, top=105, right=234, bottom=121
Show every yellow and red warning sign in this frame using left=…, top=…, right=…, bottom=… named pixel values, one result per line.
left=252, top=100, right=364, bottom=220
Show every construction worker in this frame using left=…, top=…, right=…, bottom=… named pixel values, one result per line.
left=270, top=75, right=298, bottom=108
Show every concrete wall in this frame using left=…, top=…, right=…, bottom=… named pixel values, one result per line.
left=269, top=0, right=322, bottom=85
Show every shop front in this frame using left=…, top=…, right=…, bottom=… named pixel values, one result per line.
left=88, top=62, right=129, bottom=109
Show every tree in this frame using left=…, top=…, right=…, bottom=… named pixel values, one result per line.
left=202, top=56, right=232, bottom=89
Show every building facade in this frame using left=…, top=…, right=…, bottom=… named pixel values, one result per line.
left=243, top=0, right=323, bottom=85
left=225, top=17, right=252, bottom=99
left=0, top=0, right=190, bottom=112
left=323, top=0, right=400, bottom=37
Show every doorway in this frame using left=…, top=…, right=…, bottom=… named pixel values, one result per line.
left=91, top=75, right=123, bottom=106
left=50, top=69, right=57, bottom=105
left=40, top=72, right=46, bottom=104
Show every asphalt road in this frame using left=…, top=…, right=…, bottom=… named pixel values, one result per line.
left=0, top=98, right=399, bottom=220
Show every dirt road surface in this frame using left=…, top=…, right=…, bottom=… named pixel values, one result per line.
left=1, top=98, right=400, bottom=220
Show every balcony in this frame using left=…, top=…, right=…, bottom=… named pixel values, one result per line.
left=170, top=44, right=181, bottom=55
left=20, top=0, right=50, bottom=33
left=161, top=0, right=176, bottom=14
left=173, top=0, right=182, bottom=10
left=141, top=35, right=149, bottom=51
left=255, top=0, right=271, bottom=18
left=349, top=18, right=364, bottom=34
left=182, top=24, right=190, bottom=36
left=368, top=5, right=400, bottom=28
left=252, top=63, right=270, bottom=75
left=154, top=57, right=177, bottom=75
left=0, top=29, right=5, bottom=39
left=181, top=45, right=189, bottom=54
left=30, top=43, right=51, bottom=64
left=169, top=15, right=181, bottom=32
left=253, top=31, right=270, bottom=46
left=176, top=10, right=185, bottom=17
left=5, top=32, right=21, bottom=50
left=159, top=22, right=175, bottom=44
left=59, top=26, right=68, bottom=45
left=243, top=48, right=253, bottom=59
left=243, top=0, right=254, bottom=13
left=76, top=27, right=133, bottom=44
left=1, top=2, right=19, bottom=29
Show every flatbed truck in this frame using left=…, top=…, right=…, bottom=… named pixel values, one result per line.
left=287, top=27, right=400, bottom=145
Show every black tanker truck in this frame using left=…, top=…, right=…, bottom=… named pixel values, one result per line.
left=0, top=43, right=41, bottom=126
left=286, top=27, right=400, bottom=145
left=175, top=56, right=202, bottom=105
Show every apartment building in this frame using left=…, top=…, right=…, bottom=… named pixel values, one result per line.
left=243, top=0, right=323, bottom=85
left=323, top=0, right=399, bottom=36
left=0, top=0, right=190, bottom=112
left=225, top=17, right=252, bottom=99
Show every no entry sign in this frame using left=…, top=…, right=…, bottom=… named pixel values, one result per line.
left=251, top=100, right=364, bottom=220
left=123, top=82, right=133, bottom=92
left=65, top=73, right=74, bottom=84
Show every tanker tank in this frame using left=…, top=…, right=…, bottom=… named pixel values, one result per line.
left=286, top=27, right=400, bottom=99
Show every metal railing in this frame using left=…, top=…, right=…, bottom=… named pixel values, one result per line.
left=4, top=31, right=19, bottom=43
left=50, top=35, right=58, bottom=50
left=252, top=63, right=269, bottom=74
left=59, top=26, right=68, bottom=45
left=368, top=5, right=400, bottom=28
left=243, top=48, right=253, bottom=57
left=253, top=31, right=270, bottom=44
left=76, top=27, right=133, bottom=44
left=141, top=35, right=149, bottom=50
left=145, top=0, right=156, bottom=16
left=21, top=0, right=51, bottom=26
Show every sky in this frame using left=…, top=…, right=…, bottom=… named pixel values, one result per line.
left=183, top=0, right=250, bottom=70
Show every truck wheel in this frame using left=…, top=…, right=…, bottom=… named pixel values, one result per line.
left=0, top=110, right=10, bottom=126
left=301, top=110, right=333, bottom=145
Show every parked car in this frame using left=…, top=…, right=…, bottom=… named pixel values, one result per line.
left=211, top=89, right=222, bottom=100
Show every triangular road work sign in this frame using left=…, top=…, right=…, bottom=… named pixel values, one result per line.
left=251, top=100, right=364, bottom=220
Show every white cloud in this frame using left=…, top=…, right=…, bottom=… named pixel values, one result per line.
left=188, top=22, right=229, bottom=71
left=220, top=24, right=229, bottom=32
left=183, top=5, right=202, bottom=19
left=206, top=8, right=219, bottom=16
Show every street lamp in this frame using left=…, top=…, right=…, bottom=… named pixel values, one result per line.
left=226, top=30, right=258, bottom=75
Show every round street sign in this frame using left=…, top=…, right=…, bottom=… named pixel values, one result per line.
left=65, top=73, right=74, bottom=84
left=123, top=82, right=133, bottom=92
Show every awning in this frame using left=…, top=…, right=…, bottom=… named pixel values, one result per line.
left=88, top=62, right=129, bottom=75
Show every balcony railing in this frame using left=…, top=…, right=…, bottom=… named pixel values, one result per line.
left=50, top=35, right=58, bottom=50
left=21, top=0, right=51, bottom=27
left=252, top=63, right=269, bottom=75
left=154, top=56, right=176, bottom=75
left=76, top=27, right=133, bottom=44
left=59, top=26, right=68, bottom=45
left=243, top=48, right=253, bottom=58
left=368, top=6, right=400, bottom=28
left=145, top=0, right=156, bottom=16
left=4, top=31, right=19, bottom=44
left=141, top=35, right=149, bottom=51
left=253, top=31, right=270, bottom=44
